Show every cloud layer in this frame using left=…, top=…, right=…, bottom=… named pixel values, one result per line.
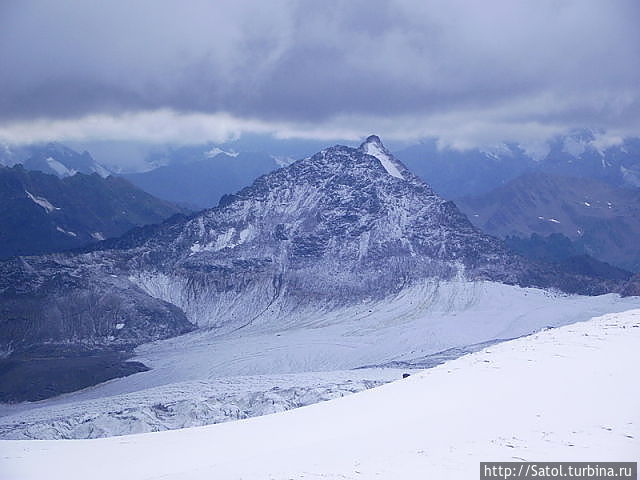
left=1, top=0, right=638, bottom=146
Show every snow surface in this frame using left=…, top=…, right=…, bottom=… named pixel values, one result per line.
left=2, top=309, right=638, bottom=480
left=45, top=156, right=76, bottom=177
left=363, top=141, right=404, bottom=179
left=55, top=226, right=77, bottom=237
left=1, top=281, right=638, bottom=441
left=271, top=154, right=297, bottom=167
left=90, top=162, right=112, bottom=178
left=24, top=190, right=59, bottom=213
left=205, top=147, right=238, bottom=158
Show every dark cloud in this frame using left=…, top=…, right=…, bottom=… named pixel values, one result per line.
left=0, top=0, right=639, bottom=144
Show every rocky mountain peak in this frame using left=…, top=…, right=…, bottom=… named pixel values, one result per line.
left=0, top=138, right=627, bottom=357
left=362, top=134, right=384, bottom=146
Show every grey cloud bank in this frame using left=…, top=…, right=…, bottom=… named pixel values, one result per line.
left=0, top=0, right=638, bottom=147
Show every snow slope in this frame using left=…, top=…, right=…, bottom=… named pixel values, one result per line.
left=362, top=135, right=405, bottom=179
left=2, top=309, right=638, bottom=480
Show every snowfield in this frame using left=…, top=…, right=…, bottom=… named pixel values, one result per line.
left=1, top=308, right=639, bottom=480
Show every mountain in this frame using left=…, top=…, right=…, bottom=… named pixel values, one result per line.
left=0, top=165, right=190, bottom=259
left=0, top=136, right=623, bottom=351
left=455, top=172, right=640, bottom=271
left=123, top=151, right=280, bottom=208
left=395, top=130, right=640, bottom=198
left=0, top=143, right=113, bottom=178
left=0, top=136, right=633, bottom=402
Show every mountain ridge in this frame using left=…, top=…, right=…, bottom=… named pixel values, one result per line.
left=456, top=171, right=640, bottom=271
left=0, top=142, right=112, bottom=178
left=0, top=165, right=190, bottom=259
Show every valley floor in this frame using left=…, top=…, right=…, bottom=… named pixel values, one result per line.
left=1, top=308, right=638, bottom=479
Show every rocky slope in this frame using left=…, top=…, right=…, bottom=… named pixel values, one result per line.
left=456, top=172, right=640, bottom=271
left=0, top=165, right=189, bottom=259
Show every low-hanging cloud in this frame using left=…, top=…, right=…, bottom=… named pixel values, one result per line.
left=0, top=0, right=638, bottom=147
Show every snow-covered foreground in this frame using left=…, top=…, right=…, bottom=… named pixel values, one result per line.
left=2, top=309, right=638, bottom=479
left=1, top=281, right=639, bottom=440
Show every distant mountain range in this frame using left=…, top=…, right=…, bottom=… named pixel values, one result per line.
left=455, top=172, right=640, bottom=272
left=0, top=165, right=189, bottom=259
left=115, top=130, right=640, bottom=215
left=4, top=132, right=639, bottom=271
left=395, top=130, right=640, bottom=198
left=123, top=151, right=282, bottom=209
left=6, top=129, right=640, bottom=209
left=0, top=142, right=113, bottom=178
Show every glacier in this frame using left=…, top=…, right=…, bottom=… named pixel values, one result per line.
left=1, top=280, right=638, bottom=439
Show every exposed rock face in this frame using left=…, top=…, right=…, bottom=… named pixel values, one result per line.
left=622, top=273, right=640, bottom=297
left=0, top=137, right=624, bottom=355
left=0, top=255, right=193, bottom=355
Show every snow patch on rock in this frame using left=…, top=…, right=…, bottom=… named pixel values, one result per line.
left=25, top=190, right=59, bottom=213
left=362, top=138, right=404, bottom=179
left=45, top=157, right=76, bottom=177
left=55, top=226, right=77, bottom=237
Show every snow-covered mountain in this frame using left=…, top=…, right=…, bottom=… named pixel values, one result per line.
left=0, top=142, right=113, bottom=178
left=3, top=309, right=638, bottom=479
left=0, top=136, right=633, bottom=402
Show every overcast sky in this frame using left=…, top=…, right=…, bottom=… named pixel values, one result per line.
left=0, top=0, right=638, bottom=148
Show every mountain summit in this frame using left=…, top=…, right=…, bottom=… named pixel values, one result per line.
left=360, top=135, right=408, bottom=180
left=0, top=137, right=623, bottom=357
